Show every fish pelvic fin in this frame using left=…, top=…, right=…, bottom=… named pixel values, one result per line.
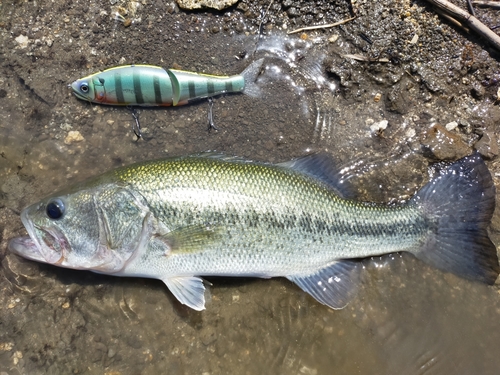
left=287, top=260, right=361, bottom=309
left=162, top=276, right=206, bottom=311
left=411, top=153, right=499, bottom=284
left=241, top=58, right=264, bottom=98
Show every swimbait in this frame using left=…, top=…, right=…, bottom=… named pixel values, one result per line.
left=8, top=153, right=499, bottom=311
left=70, top=59, right=264, bottom=106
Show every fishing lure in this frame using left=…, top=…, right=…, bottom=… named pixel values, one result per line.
left=70, top=59, right=264, bottom=107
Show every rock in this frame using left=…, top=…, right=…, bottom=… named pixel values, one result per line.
left=421, top=124, right=471, bottom=161
left=175, top=0, right=238, bottom=10
left=474, top=130, right=499, bottom=160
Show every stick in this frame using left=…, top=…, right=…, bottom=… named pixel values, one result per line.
left=466, top=0, right=476, bottom=16
left=472, top=1, right=500, bottom=9
left=424, top=0, right=500, bottom=51
left=287, top=17, right=356, bottom=35
left=341, top=54, right=390, bottom=62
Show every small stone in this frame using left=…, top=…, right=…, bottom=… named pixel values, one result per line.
left=62, top=302, right=70, bottom=309
left=445, top=121, right=458, bottom=131
left=64, top=130, right=84, bottom=145
left=15, top=35, right=29, bottom=48
left=107, top=348, right=116, bottom=358
left=0, top=342, right=14, bottom=351
left=328, top=35, right=339, bottom=43
left=370, top=120, right=388, bottom=133
left=405, top=128, right=416, bottom=138
left=175, top=0, right=238, bottom=10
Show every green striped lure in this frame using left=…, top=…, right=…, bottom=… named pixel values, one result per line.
left=70, top=59, right=264, bottom=106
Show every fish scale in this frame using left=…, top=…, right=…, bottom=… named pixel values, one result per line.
left=112, top=157, right=427, bottom=276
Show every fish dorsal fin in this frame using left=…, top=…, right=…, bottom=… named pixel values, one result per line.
left=279, top=153, right=355, bottom=199
left=287, top=260, right=361, bottom=309
left=162, top=276, right=206, bottom=311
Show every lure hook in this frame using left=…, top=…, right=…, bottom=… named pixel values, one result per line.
left=129, top=107, right=143, bottom=140
left=207, top=98, right=218, bottom=132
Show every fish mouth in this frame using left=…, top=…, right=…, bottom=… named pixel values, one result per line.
left=9, top=210, right=69, bottom=265
left=8, top=236, right=46, bottom=263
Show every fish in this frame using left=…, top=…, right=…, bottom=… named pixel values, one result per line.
left=70, top=59, right=264, bottom=106
left=8, top=153, right=500, bottom=311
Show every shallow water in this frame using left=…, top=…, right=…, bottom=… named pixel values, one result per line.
left=2, top=0, right=500, bottom=374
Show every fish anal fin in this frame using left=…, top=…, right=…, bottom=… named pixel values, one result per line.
left=287, top=260, right=361, bottom=309
left=162, top=276, right=206, bottom=311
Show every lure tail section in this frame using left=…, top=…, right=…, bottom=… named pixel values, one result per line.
left=411, top=153, right=499, bottom=284
left=240, top=58, right=264, bottom=98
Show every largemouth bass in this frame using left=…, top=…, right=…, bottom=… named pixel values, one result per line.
left=8, top=153, right=499, bottom=310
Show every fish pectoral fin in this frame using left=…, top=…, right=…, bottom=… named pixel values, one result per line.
left=287, top=260, right=361, bottom=309
left=162, top=276, right=206, bottom=311
left=159, top=224, right=223, bottom=254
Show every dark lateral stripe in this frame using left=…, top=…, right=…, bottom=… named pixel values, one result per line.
left=133, top=71, right=144, bottom=104
left=188, top=80, right=196, bottom=99
left=115, top=73, right=124, bottom=103
left=207, top=79, right=215, bottom=95
left=225, top=81, right=233, bottom=93
left=153, top=75, right=162, bottom=104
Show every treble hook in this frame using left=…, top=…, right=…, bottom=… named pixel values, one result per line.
left=207, top=98, right=218, bottom=131
left=129, top=107, right=142, bottom=139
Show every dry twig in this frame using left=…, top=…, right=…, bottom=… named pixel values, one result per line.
left=424, top=0, right=500, bottom=51
left=472, top=1, right=500, bottom=9
left=287, top=17, right=356, bottom=35
left=341, top=54, right=390, bottom=62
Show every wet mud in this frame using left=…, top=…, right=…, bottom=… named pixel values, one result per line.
left=1, top=0, right=500, bottom=374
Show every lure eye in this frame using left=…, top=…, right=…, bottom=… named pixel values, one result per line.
left=80, top=82, right=89, bottom=93
left=46, top=199, right=65, bottom=220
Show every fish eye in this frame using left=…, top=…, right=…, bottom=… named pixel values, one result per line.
left=46, top=199, right=65, bottom=220
left=80, top=82, right=89, bottom=93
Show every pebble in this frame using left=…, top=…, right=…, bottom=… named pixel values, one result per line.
left=370, top=120, right=388, bottom=134
left=64, top=130, right=85, bottom=145
left=445, top=121, right=458, bottom=131
left=14, top=35, right=29, bottom=48
left=176, top=0, right=238, bottom=10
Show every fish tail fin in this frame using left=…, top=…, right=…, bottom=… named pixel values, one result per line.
left=241, top=58, right=264, bottom=98
left=411, top=153, right=499, bottom=284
